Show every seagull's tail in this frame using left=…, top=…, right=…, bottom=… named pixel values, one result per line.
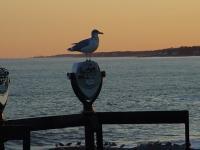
left=67, top=43, right=77, bottom=51
left=67, top=47, right=73, bottom=51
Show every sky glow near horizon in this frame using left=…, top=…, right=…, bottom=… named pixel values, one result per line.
left=0, top=0, right=200, bottom=58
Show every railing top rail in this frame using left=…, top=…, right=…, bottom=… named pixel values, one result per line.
left=3, top=110, right=189, bottom=131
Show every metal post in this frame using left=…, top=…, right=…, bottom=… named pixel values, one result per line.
left=85, top=123, right=95, bottom=150
left=23, top=129, right=30, bottom=150
left=0, top=118, right=4, bottom=150
left=185, top=113, right=190, bottom=150
left=0, top=140, right=4, bottom=150
left=83, top=102, right=94, bottom=113
left=96, top=123, right=103, bottom=150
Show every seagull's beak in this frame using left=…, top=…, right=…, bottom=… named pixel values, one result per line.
left=98, top=31, right=104, bottom=34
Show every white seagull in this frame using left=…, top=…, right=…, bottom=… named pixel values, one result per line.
left=67, top=29, right=103, bottom=60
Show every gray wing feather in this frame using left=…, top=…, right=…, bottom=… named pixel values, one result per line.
left=69, top=38, right=90, bottom=51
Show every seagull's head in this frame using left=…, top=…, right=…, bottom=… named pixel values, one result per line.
left=91, top=29, right=103, bottom=37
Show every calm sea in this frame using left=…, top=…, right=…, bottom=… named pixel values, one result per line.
left=0, top=57, right=200, bottom=149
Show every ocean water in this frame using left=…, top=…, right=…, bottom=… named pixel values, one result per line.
left=0, top=57, right=200, bottom=149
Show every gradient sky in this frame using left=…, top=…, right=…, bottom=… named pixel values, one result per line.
left=1, top=0, right=200, bottom=58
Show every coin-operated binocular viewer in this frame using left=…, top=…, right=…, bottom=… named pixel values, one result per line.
left=67, top=60, right=105, bottom=113
left=0, top=68, right=10, bottom=121
left=67, top=60, right=105, bottom=149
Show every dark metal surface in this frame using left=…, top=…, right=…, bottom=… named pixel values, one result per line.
left=68, top=71, right=105, bottom=112
left=68, top=61, right=103, bottom=102
left=67, top=61, right=105, bottom=113
left=4, top=114, right=85, bottom=130
left=0, top=125, right=30, bottom=150
left=96, top=111, right=189, bottom=124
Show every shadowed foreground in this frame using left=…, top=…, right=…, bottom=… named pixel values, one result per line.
left=50, top=142, right=199, bottom=150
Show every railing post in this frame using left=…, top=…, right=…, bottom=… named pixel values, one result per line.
left=96, top=123, right=103, bottom=150
left=84, top=113, right=95, bottom=150
left=84, top=113, right=103, bottom=150
left=23, top=129, right=30, bottom=150
left=85, top=123, right=95, bottom=150
left=0, top=120, right=5, bottom=150
left=0, top=139, right=4, bottom=150
left=185, top=111, right=190, bottom=150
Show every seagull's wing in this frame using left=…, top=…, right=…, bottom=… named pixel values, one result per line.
left=68, top=38, right=90, bottom=51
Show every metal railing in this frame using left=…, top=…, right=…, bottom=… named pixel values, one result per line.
left=0, top=110, right=190, bottom=150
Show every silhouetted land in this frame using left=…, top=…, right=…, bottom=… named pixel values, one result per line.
left=35, top=46, right=200, bottom=58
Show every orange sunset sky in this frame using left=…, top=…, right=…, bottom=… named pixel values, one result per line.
left=0, top=0, right=200, bottom=58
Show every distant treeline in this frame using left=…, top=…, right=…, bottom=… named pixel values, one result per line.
left=35, top=46, right=200, bottom=58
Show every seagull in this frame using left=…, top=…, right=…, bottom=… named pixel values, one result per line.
left=67, top=29, right=103, bottom=60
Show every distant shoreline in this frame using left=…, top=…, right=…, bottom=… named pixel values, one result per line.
left=34, top=46, right=200, bottom=58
